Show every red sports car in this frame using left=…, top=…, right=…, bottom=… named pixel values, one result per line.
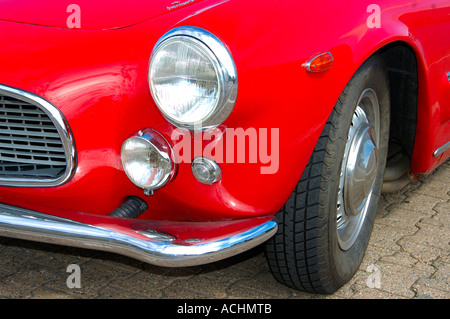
left=0, top=0, right=449, bottom=294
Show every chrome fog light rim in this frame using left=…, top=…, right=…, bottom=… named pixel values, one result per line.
left=121, top=129, right=177, bottom=193
left=337, top=88, right=380, bottom=251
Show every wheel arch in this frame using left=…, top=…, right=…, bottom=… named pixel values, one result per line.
left=332, top=37, right=429, bottom=178
left=356, top=39, right=432, bottom=177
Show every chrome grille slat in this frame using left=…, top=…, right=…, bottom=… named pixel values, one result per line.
left=0, top=135, right=63, bottom=145
left=0, top=148, right=66, bottom=159
left=0, top=128, right=61, bottom=138
left=0, top=142, right=64, bottom=152
left=0, top=114, right=53, bottom=122
left=0, top=156, right=66, bottom=166
left=0, top=122, right=57, bottom=130
left=0, top=100, right=31, bottom=106
left=0, top=107, right=47, bottom=115
left=0, top=84, right=75, bottom=186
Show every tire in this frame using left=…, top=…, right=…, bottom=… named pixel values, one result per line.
left=265, top=54, right=390, bottom=294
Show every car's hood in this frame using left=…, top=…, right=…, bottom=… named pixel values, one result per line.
left=0, top=0, right=206, bottom=30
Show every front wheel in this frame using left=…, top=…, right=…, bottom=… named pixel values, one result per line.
left=265, top=55, right=390, bottom=294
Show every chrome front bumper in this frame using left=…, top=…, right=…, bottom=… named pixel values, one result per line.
left=0, top=203, right=277, bottom=267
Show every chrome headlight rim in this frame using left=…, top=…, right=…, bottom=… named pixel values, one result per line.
left=149, top=26, right=238, bottom=130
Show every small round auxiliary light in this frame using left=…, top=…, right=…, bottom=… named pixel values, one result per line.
left=191, top=157, right=222, bottom=185
left=121, top=129, right=177, bottom=194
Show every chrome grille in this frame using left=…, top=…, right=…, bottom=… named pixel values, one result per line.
left=0, top=84, right=75, bottom=187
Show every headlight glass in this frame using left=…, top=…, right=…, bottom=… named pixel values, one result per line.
left=149, top=27, right=238, bottom=130
left=150, top=38, right=220, bottom=124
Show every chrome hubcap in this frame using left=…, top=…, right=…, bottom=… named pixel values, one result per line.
left=337, top=89, right=380, bottom=251
left=345, top=117, right=378, bottom=216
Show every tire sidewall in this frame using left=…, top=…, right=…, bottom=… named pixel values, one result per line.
left=328, top=56, right=390, bottom=285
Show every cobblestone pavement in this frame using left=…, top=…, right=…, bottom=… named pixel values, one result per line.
left=0, top=160, right=448, bottom=299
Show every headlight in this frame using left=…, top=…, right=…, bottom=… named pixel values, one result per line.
left=149, top=27, right=238, bottom=130
left=121, top=129, right=177, bottom=193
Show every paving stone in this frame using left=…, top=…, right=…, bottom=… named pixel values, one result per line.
left=421, top=201, right=450, bottom=228
left=397, top=238, right=445, bottom=265
left=375, top=209, right=423, bottom=231
left=227, top=281, right=298, bottom=299
left=421, top=259, right=450, bottom=292
left=412, top=281, right=450, bottom=299
left=108, top=269, right=174, bottom=298
left=171, top=275, right=232, bottom=298
left=43, top=259, right=137, bottom=298
left=224, top=271, right=294, bottom=299
left=27, top=286, right=81, bottom=299
left=351, top=288, right=407, bottom=299
left=96, top=285, right=149, bottom=299
left=387, top=193, right=444, bottom=215
left=355, top=261, right=427, bottom=298
left=367, top=223, right=407, bottom=251
left=162, top=279, right=212, bottom=299
left=407, top=222, right=449, bottom=250
left=413, top=168, right=450, bottom=200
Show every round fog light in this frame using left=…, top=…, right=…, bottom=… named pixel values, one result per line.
left=121, top=129, right=177, bottom=192
left=191, top=157, right=222, bottom=185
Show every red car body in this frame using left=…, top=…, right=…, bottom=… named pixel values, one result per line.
left=0, top=0, right=449, bottom=287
